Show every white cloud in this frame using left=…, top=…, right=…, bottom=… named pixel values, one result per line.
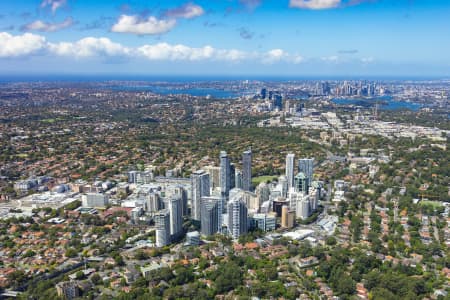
left=165, top=3, right=205, bottom=19
left=23, top=17, right=73, bottom=32
left=361, top=57, right=374, bottom=63
left=137, top=43, right=247, bottom=62
left=48, top=37, right=131, bottom=58
left=0, top=32, right=304, bottom=65
left=263, top=49, right=303, bottom=64
left=40, top=0, right=67, bottom=14
left=0, top=32, right=47, bottom=57
left=111, top=15, right=176, bottom=35
left=289, top=0, right=341, bottom=9
left=321, top=55, right=339, bottom=62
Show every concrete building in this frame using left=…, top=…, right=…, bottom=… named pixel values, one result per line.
left=191, top=170, right=210, bottom=221
left=167, top=196, right=183, bottom=239
left=251, top=213, right=276, bottom=232
left=256, top=182, right=270, bottom=204
left=297, top=194, right=311, bottom=220
left=281, top=205, right=295, bottom=228
left=145, top=192, right=162, bottom=213
left=235, top=169, right=243, bottom=189
left=186, top=231, right=200, bottom=246
left=227, top=194, right=248, bottom=239
left=56, top=281, right=80, bottom=299
left=278, top=175, right=288, bottom=198
left=204, top=166, right=220, bottom=190
left=285, top=153, right=295, bottom=189
left=200, top=196, right=220, bottom=236
left=81, top=193, right=109, bottom=208
left=171, top=186, right=188, bottom=216
left=273, top=199, right=288, bottom=217
left=219, top=151, right=231, bottom=197
left=242, top=150, right=252, bottom=192
left=155, top=209, right=171, bottom=247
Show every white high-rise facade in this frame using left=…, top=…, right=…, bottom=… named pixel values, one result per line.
left=285, top=153, right=295, bottom=189
left=227, top=193, right=248, bottom=239
left=155, top=209, right=171, bottom=247
left=191, top=170, right=210, bottom=221
left=168, top=196, right=183, bottom=239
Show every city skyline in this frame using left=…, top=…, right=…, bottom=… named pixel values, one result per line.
left=1, top=0, right=450, bottom=76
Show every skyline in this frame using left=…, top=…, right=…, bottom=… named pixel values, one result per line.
left=1, top=0, right=450, bottom=76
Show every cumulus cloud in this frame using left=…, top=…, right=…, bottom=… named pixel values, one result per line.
left=0, top=32, right=47, bottom=57
left=41, top=0, right=67, bottom=14
left=165, top=3, right=205, bottom=19
left=263, top=49, right=303, bottom=64
left=361, top=57, right=374, bottom=63
left=321, top=55, right=339, bottom=62
left=22, top=17, right=73, bottom=32
left=111, top=15, right=176, bottom=35
left=290, top=0, right=375, bottom=9
left=137, top=43, right=248, bottom=62
left=289, top=0, right=341, bottom=9
left=0, top=32, right=306, bottom=65
left=48, top=37, right=131, bottom=58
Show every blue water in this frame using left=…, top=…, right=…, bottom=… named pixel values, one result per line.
left=332, top=97, right=421, bottom=111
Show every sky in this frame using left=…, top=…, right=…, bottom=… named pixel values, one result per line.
left=0, top=0, right=449, bottom=77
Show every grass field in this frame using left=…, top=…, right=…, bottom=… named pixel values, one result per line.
left=252, top=175, right=278, bottom=185
left=420, top=200, right=444, bottom=208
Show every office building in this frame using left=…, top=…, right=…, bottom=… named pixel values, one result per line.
left=200, top=196, right=220, bottom=236
left=186, top=231, right=200, bottom=246
left=251, top=213, right=276, bottom=232
left=172, top=186, right=188, bottom=216
left=256, top=182, right=270, bottom=204
left=278, top=175, right=288, bottom=198
left=273, top=199, right=288, bottom=217
left=191, top=170, right=210, bottom=221
left=155, top=209, right=171, bottom=247
left=294, top=172, right=310, bottom=194
left=235, top=169, right=243, bottom=189
left=230, top=163, right=236, bottom=189
left=286, top=153, right=295, bottom=189
left=167, top=196, right=183, bottom=239
left=145, top=192, right=162, bottom=213
left=219, top=151, right=231, bottom=197
left=81, top=193, right=109, bottom=208
left=227, top=195, right=248, bottom=239
left=296, top=194, right=311, bottom=220
left=242, top=150, right=252, bottom=191
left=204, top=166, right=220, bottom=190
left=281, top=206, right=295, bottom=228
left=298, top=158, right=314, bottom=181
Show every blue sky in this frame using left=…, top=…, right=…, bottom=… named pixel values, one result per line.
left=0, top=0, right=449, bottom=76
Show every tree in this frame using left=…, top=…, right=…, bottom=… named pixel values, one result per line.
left=91, top=273, right=102, bottom=285
left=326, top=236, right=337, bottom=246
left=65, top=247, right=78, bottom=258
